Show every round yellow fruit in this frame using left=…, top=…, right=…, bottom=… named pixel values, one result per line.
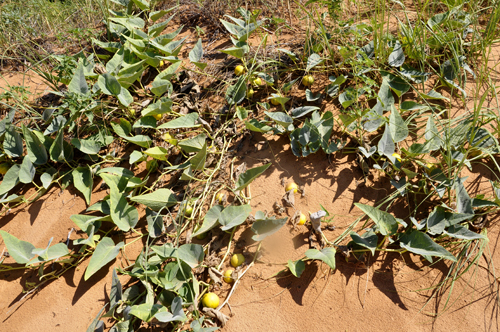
left=298, top=213, right=307, bottom=225
left=230, top=253, right=245, bottom=267
left=129, top=108, right=136, bottom=117
left=285, top=182, right=298, bottom=193
left=247, top=88, right=254, bottom=99
left=202, top=292, right=220, bottom=308
left=159, top=60, right=165, bottom=67
left=302, top=75, right=314, bottom=87
left=0, top=163, right=10, bottom=175
left=223, top=270, right=234, bottom=283
left=234, top=65, right=245, bottom=76
left=184, top=204, right=193, bottom=217
left=153, top=113, right=162, bottom=121
left=251, top=77, right=262, bottom=87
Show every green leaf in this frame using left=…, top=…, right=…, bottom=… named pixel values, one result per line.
left=264, top=111, right=292, bottom=128
left=176, top=244, right=205, bottom=268
left=306, top=53, right=323, bottom=71
left=73, top=166, right=93, bottom=205
left=290, top=106, right=320, bottom=119
left=117, top=87, right=133, bottom=107
left=425, top=116, right=441, bottom=151
left=131, top=0, right=150, bottom=11
left=219, top=205, right=252, bottom=231
left=189, top=38, right=204, bottom=63
left=192, top=205, right=223, bottom=237
left=3, top=126, right=23, bottom=158
left=377, top=124, right=395, bottom=160
left=144, top=146, right=169, bottom=160
left=388, top=41, right=405, bottom=67
left=251, top=217, right=287, bottom=241
left=443, top=225, right=485, bottom=240
left=98, top=73, right=122, bottom=96
left=157, top=113, right=199, bottom=129
left=421, top=90, right=449, bottom=101
left=178, top=134, right=206, bottom=153
left=305, top=247, right=336, bottom=270
left=29, top=242, right=69, bottom=264
left=19, top=156, right=35, bottom=184
left=455, top=177, right=473, bottom=215
left=0, top=164, right=20, bottom=195
left=350, top=230, right=378, bottom=255
left=389, top=105, right=408, bottom=143
left=85, top=237, right=124, bottom=280
left=378, top=80, right=394, bottom=110
left=68, top=62, right=89, bottom=95
left=287, top=259, right=305, bottom=278
left=154, top=297, right=187, bottom=323
left=146, top=209, right=164, bottom=238
left=235, top=163, right=271, bottom=191
left=0, top=230, right=35, bottom=264
left=354, top=203, right=398, bottom=236
left=245, top=119, right=273, bottom=133
left=150, top=7, right=177, bottom=22
left=190, top=142, right=207, bottom=170
left=130, top=303, right=163, bottom=323
left=71, top=137, right=101, bottom=155
left=22, top=125, right=48, bottom=165
left=226, top=76, right=246, bottom=105
left=399, top=230, right=456, bottom=262
left=130, top=188, right=177, bottom=211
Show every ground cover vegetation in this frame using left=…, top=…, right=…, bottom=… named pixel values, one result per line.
left=0, top=0, right=500, bottom=330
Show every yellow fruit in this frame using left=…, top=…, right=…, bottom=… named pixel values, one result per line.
left=285, top=182, right=298, bottom=193
left=0, top=163, right=10, bottom=175
left=154, top=113, right=162, bottom=121
left=425, top=163, right=436, bottom=173
left=298, top=213, right=307, bottom=225
left=223, top=270, right=234, bottom=283
left=302, top=75, right=314, bottom=87
left=234, top=65, right=245, bottom=76
left=392, top=153, right=402, bottom=162
left=129, top=109, right=136, bottom=117
left=159, top=60, right=165, bottom=67
left=215, top=192, right=224, bottom=203
left=202, top=293, right=219, bottom=308
left=230, top=253, right=245, bottom=268
left=247, top=88, right=254, bottom=99
left=184, top=204, right=193, bottom=217
left=251, top=77, right=262, bottom=87
left=163, top=133, right=178, bottom=145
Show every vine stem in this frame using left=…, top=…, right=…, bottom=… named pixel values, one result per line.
left=216, top=242, right=262, bottom=311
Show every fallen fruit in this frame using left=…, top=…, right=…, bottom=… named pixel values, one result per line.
left=223, top=269, right=234, bottom=283
left=202, top=293, right=219, bottom=308
left=154, top=113, right=162, bottom=121
left=230, top=253, right=245, bottom=267
left=159, top=60, right=165, bottom=67
left=285, top=182, right=298, bottom=193
left=247, top=87, right=254, bottom=99
left=298, top=213, right=307, bottom=225
left=234, top=65, right=245, bottom=76
left=302, top=75, right=314, bottom=87
left=251, top=77, right=262, bottom=87
left=184, top=204, right=193, bottom=217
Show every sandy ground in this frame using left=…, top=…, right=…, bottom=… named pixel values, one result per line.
left=1, top=43, right=500, bottom=332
